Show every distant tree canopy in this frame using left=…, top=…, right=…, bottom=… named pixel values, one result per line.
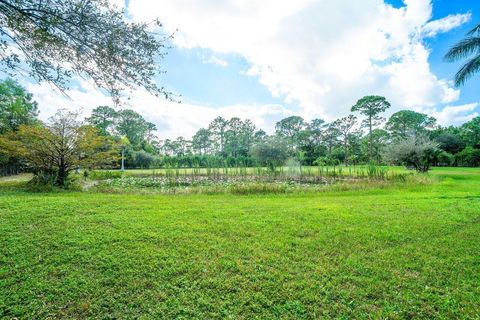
left=152, top=111, right=480, bottom=169
left=351, top=95, right=391, bottom=160
left=275, top=116, right=307, bottom=148
left=84, top=105, right=160, bottom=169
left=249, top=137, right=289, bottom=171
left=386, top=110, right=437, bottom=139
left=331, top=115, right=357, bottom=165
left=115, top=109, right=156, bottom=147
left=2, top=80, right=480, bottom=176
left=87, top=105, right=156, bottom=147
left=460, top=116, right=480, bottom=148
left=0, top=0, right=172, bottom=103
left=435, top=133, right=465, bottom=154
left=0, top=78, right=38, bottom=133
left=191, top=128, right=212, bottom=155
left=86, top=106, right=118, bottom=136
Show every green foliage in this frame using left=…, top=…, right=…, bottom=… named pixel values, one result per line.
left=191, top=128, right=212, bottom=155
left=88, top=170, right=123, bottom=180
left=223, top=118, right=256, bottom=158
left=133, top=150, right=156, bottom=169
left=455, top=146, right=480, bottom=167
left=385, top=136, right=439, bottom=172
left=116, top=109, right=156, bottom=147
left=386, top=110, right=437, bottom=139
left=314, top=156, right=339, bottom=166
left=351, top=95, right=391, bottom=116
left=0, top=78, right=38, bottom=134
left=460, top=116, right=480, bottom=148
left=0, top=0, right=172, bottom=102
left=445, top=24, right=480, bottom=86
left=249, top=138, right=289, bottom=171
left=0, top=79, right=39, bottom=172
left=351, top=95, right=390, bottom=160
left=26, top=170, right=58, bottom=192
left=331, top=115, right=357, bottom=165
left=80, top=104, right=480, bottom=170
left=275, top=116, right=307, bottom=150
left=366, top=128, right=390, bottom=164
left=0, top=109, right=119, bottom=186
left=435, top=133, right=466, bottom=154
left=208, top=116, right=229, bottom=154
left=435, top=151, right=454, bottom=167
left=86, top=106, right=118, bottom=136
left=25, top=168, right=83, bottom=191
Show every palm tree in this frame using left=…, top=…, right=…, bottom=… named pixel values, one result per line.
left=445, top=24, right=480, bottom=86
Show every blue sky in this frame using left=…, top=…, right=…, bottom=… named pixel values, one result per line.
left=424, top=0, right=480, bottom=107
left=161, top=48, right=285, bottom=107
left=159, top=0, right=480, bottom=112
left=20, top=0, right=480, bottom=138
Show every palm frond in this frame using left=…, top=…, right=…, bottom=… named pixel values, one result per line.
left=466, top=23, right=480, bottom=36
left=454, top=54, right=480, bottom=87
left=444, top=37, right=480, bottom=62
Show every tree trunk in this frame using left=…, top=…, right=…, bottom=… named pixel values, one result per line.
left=369, top=117, right=373, bottom=162
left=57, top=160, right=67, bottom=187
left=121, top=148, right=125, bottom=171
left=344, top=138, right=348, bottom=166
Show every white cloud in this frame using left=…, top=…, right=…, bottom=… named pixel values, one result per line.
left=25, top=80, right=291, bottom=139
left=422, top=13, right=472, bottom=37
left=128, top=0, right=471, bottom=122
left=203, top=55, right=228, bottom=68
left=427, top=103, right=479, bottom=126
left=26, top=80, right=112, bottom=121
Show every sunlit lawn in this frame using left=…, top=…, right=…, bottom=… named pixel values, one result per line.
left=0, top=167, right=479, bottom=318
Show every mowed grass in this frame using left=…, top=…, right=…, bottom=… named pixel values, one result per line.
left=0, top=168, right=479, bottom=319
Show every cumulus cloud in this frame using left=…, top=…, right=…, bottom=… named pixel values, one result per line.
left=26, top=80, right=112, bottom=121
left=203, top=55, right=229, bottom=68
left=128, top=0, right=470, bottom=122
left=427, top=103, right=479, bottom=126
left=422, top=13, right=472, bottom=37
left=25, top=80, right=292, bottom=139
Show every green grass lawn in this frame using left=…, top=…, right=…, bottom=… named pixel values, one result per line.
left=1, top=168, right=479, bottom=319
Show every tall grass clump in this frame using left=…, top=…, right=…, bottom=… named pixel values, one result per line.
left=90, top=162, right=414, bottom=195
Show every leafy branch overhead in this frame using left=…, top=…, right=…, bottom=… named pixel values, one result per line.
left=0, top=0, right=173, bottom=103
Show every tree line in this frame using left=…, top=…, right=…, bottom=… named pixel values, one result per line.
left=1, top=79, right=479, bottom=187
left=140, top=96, right=479, bottom=170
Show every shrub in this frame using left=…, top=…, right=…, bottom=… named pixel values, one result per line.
left=27, top=170, right=79, bottom=191
left=314, top=156, right=340, bottom=166
left=435, top=133, right=465, bottom=154
left=455, top=147, right=480, bottom=167
left=89, top=170, right=123, bottom=180
left=133, top=150, right=155, bottom=168
left=27, top=170, right=57, bottom=191
left=250, top=138, right=289, bottom=171
left=435, top=151, right=454, bottom=167
left=384, top=136, right=439, bottom=173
